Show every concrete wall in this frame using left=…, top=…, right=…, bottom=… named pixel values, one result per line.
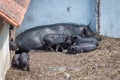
left=100, top=0, right=120, bottom=38
left=0, top=17, right=10, bottom=80
left=17, top=0, right=96, bottom=35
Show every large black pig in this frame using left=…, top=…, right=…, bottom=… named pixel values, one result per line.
left=16, top=23, right=94, bottom=51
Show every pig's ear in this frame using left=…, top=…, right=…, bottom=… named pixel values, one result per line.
left=86, top=22, right=94, bottom=33
left=87, top=22, right=91, bottom=27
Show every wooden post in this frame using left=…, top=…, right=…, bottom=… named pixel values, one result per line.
left=9, top=24, right=16, bottom=61
left=96, top=0, right=100, bottom=34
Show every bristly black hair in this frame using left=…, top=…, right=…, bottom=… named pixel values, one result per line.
left=17, top=22, right=92, bottom=37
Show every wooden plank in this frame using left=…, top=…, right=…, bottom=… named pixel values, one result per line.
left=0, top=0, right=31, bottom=27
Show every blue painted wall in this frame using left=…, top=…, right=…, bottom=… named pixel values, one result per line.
left=100, top=0, right=120, bottom=38
left=17, top=0, right=96, bottom=35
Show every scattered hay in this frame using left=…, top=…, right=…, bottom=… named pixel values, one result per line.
left=6, top=36, right=120, bottom=80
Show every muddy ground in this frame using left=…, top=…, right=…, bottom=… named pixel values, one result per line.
left=6, top=36, right=120, bottom=80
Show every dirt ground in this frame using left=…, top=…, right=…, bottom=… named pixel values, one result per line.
left=5, top=36, right=120, bottom=80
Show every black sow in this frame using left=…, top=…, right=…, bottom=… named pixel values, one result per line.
left=16, top=23, right=94, bottom=52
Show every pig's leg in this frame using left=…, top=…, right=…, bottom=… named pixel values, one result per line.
left=60, top=46, right=64, bottom=52
left=55, top=44, right=60, bottom=52
left=48, top=45, right=55, bottom=52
